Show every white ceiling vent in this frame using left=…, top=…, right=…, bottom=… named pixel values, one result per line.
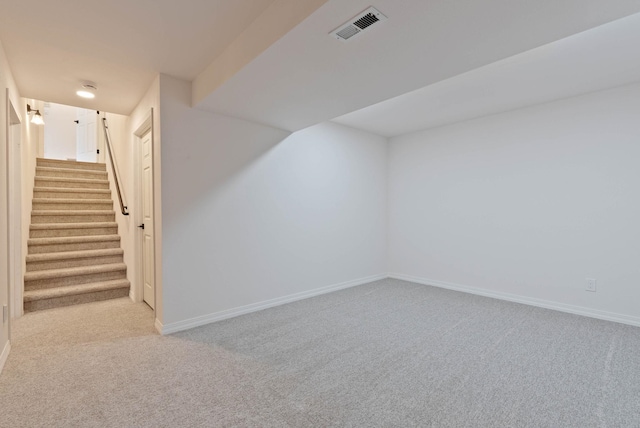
left=330, top=7, right=387, bottom=42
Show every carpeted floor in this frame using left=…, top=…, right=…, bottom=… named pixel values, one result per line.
left=1, top=278, right=640, bottom=427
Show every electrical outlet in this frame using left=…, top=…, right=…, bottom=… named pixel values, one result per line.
left=586, top=278, right=597, bottom=292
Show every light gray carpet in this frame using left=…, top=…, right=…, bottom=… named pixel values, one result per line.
left=1, top=278, right=640, bottom=427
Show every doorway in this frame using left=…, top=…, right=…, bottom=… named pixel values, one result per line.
left=43, top=102, right=101, bottom=162
left=76, top=108, right=97, bottom=162
left=5, top=93, right=22, bottom=336
left=135, top=112, right=155, bottom=310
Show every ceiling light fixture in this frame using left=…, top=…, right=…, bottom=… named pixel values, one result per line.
left=76, top=90, right=95, bottom=99
left=26, top=104, right=44, bottom=125
left=77, top=81, right=97, bottom=99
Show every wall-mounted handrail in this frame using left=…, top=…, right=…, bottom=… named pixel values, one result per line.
left=101, top=117, right=129, bottom=216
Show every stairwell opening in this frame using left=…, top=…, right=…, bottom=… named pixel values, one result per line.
left=24, top=158, right=130, bottom=312
left=22, top=101, right=133, bottom=313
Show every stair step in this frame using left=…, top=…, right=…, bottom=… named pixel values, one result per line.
left=31, top=210, right=115, bottom=224
left=34, top=177, right=110, bottom=190
left=33, top=187, right=111, bottom=200
left=36, top=166, right=108, bottom=180
left=28, top=235, right=121, bottom=253
left=26, top=248, right=124, bottom=271
left=23, top=279, right=130, bottom=313
left=27, top=159, right=128, bottom=311
left=30, top=222, right=118, bottom=238
left=24, top=263, right=127, bottom=290
left=32, top=198, right=114, bottom=211
left=36, top=158, right=107, bottom=171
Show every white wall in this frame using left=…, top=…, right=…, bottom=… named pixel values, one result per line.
left=43, top=103, right=77, bottom=160
left=159, top=75, right=387, bottom=329
left=388, top=83, right=640, bottom=323
left=101, top=110, right=131, bottom=286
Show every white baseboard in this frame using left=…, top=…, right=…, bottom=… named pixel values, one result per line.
left=157, top=273, right=387, bottom=335
left=154, top=318, right=163, bottom=334
left=389, top=273, right=640, bottom=327
left=0, top=341, right=11, bottom=375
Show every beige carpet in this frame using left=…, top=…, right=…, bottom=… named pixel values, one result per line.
left=24, top=157, right=129, bottom=312
left=2, top=279, right=640, bottom=427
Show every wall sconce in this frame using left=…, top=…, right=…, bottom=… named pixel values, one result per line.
left=27, top=104, right=44, bottom=125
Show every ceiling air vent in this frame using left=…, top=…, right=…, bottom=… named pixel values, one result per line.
left=330, top=7, right=387, bottom=42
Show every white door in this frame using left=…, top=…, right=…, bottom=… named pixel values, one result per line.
left=140, top=130, right=155, bottom=309
left=76, top=109, right=97, bottom=162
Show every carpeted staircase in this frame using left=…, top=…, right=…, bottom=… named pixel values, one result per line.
left=23, top=158, right=130, bottom=312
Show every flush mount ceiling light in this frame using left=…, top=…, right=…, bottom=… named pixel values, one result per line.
left=26, top=104, right=44, bottom=125
left=76, top=81, right=97, bottom=99
left=76, top=91, right=95, bottom=99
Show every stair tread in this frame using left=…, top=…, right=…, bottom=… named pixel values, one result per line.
left=24, top=279, right=130, bottom=301
left=27, top=248, right=123, bottom=262
left=32, top=210, right=115, bottom=215
left=32, top=198, right=113, bottom=204
left=35, top=176, right=108, bottom=183
left=24, top=263, right=127, bottom=281
left=31, top=222, right=117, bottom=230
left=37, top=158, right=106, bottom=167
left=29, top=234, right=120, bottom=245
left=37, top=166, right=106, bottom=173
left=34, top=187, right=111, bottom=194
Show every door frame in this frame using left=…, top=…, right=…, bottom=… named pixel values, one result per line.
left=5, top=91, right=22, bottom=335
left=97, top=111, right=105, bottom=164
left=133, top=109, right=156, bottom=312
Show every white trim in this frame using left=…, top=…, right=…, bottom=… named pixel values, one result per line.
left=154, top=318, right=163, bottom=334
left=7, top=95, right=23, bottom=324
left=389, top=273, right=640, bottom=327
left=130, top=125, right=143, bottom=304
left=133, top=109, right=155, bottom=310
left=157, top=273, right=387, bottom=335
left=0, top=341, right=10, bottom=374
left=5, top=88, right=10, bottom=335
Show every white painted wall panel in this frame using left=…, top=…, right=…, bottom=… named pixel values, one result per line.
left=388, top=83, right=640, bottom=320
left=160, top=75, right=387, bottom=325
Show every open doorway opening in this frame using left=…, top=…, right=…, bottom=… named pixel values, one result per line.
left=22, top=102, right=131, bottom=313
left=42, top=102, right=103, bottom=163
